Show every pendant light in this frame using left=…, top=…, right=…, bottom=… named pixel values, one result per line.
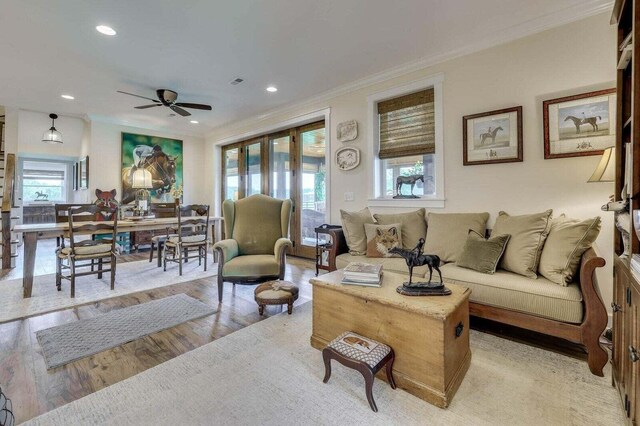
left=42, top=113, right=63, bottom=144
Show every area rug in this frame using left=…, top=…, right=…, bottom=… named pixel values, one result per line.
left=0, top=258, right=216, bottom=324
left=36, top=294, right=216, bottom=369
left=23, top=303, right=623, bottom=425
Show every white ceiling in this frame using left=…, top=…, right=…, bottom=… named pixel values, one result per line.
left=0, top=0, right=612, bottom=137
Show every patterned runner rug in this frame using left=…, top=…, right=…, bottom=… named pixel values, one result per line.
left=36, top=293, right=215, bottom=369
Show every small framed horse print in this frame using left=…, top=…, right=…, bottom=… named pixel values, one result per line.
left=543, top=88, right=616, bottom=159
left=463, top=106, right=523, bottom=166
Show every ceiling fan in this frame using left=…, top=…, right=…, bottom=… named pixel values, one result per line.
left=117, top=89, right=212, bottom=117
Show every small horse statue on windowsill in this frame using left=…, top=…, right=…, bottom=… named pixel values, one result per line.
left=388, top=238, right=451, bottom=296
left=34, top=191, right=48, bottom=201
left=394, top=174, right=423, bottom=199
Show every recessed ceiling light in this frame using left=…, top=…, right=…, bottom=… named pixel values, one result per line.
left=190, top=120, right=199, bottom=124
left=96, top=25, right=117, bottom=36
left=266, top=86, right=278, bottom=93
left=61, top=94, right=75, bottom=100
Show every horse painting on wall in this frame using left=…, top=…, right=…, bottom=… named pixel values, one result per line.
left=543, top=88, right=616, bottom=159
left=121, top=132, right=183, bottom=204
left=462, top=106, right=523, bottom=166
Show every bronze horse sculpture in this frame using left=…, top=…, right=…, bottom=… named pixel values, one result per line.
left=388, top=238, right=442, bottom=285
left=388, top=238, right=450, bottom=296
left=479, top=126, right=503, bottom=145
left=564, top=114, right=601, bottom=134
left=122, top=145, right=177, bottom=204
left=395, top=174, right=424, bottom=197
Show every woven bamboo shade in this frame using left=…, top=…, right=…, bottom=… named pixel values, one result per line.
left=378, top=88, right=435, bottom=159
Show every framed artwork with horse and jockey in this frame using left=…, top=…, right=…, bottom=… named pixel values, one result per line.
left=543, top=88, right=616, bottom=159
left=120, top=132, right=183, bottom=205
left=462, top=106, right=523, bottom=166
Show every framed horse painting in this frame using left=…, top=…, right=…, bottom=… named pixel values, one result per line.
left=121, top=132, right=183, bottom=204
left=543, top=88, right=616, bottom=159
left=462, top=106, right=523, bottom=166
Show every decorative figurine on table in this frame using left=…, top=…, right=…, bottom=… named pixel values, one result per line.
left=388, top=238, right=451, bottom=296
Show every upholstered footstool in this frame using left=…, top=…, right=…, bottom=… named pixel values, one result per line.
left=254, top=280, right=299, bottom=315
left=322, top=331, right=396, bottom=412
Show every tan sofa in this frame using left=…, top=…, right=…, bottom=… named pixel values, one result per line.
left=326, top=228, right=608, bottom=377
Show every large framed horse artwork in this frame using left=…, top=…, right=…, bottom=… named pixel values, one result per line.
left=543, top=88, right=616, bottom=159
left=463, top=106, right=523, bottom=166
left=121, top=132, right=183, bottom=204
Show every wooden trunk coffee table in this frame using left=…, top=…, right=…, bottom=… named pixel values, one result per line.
left=309, top=270, right=471, bottom=408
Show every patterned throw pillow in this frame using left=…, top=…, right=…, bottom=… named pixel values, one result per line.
left=364, top=223, right=402, bottom=258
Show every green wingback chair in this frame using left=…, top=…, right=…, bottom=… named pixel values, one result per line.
left=213, top=194, right=293, bottom=303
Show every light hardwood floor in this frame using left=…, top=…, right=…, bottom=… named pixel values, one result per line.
left=0, top=238, right=315, bottom=424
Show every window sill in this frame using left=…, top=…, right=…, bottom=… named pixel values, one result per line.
left=367, top=197, right=445, bottom=209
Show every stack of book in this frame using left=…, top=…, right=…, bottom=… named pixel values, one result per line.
left=341, top=262, right=383, bottom=287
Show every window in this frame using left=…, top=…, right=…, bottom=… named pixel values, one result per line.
left=369, top=74, right=444, bottom=207
left=22, top=161, right=68, bottom=203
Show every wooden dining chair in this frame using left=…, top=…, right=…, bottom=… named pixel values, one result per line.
left=148, top=203, right=178, bottom=266
left=54, top=203, right=95, bottom=247
left=163, top=205, right=209, bottom=275
left=55, top=205, right=119, bottom=298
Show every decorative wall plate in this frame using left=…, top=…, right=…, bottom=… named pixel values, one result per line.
left=336, top=147, right=360, bottom=171
left=337, top=120, right=358, bottom=142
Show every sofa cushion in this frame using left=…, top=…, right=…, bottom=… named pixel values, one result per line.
left=492, top=210, right=553, bottom=279
left=538, top=215, right=601, bottom=286
left=373, top=208, right=426, bottom=249
left=222, top=255, right=280, bottom=277
left=336, top=253, right=431, bottom=277
left=440, top=263, right=583, bottom=323
left=424, top=212, right=489, bottom=263
left=340, top=208, right=374, bottom=255
left=364, top=223, right=402, bottom=258
left=457, top=230, right=510, bottom=274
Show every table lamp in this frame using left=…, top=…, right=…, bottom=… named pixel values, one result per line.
left=132, top=166, right=153, bottom=215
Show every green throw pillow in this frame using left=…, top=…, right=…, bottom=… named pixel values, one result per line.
left=457, top=230, right=511, bottom=274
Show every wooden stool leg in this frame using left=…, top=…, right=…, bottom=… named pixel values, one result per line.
left=157, top=242, right=163, bottom=268
left=178, top=246, right=183, bottom=276
left=386, top=351, right=397, bottom=389
left=98, top=258, right=103, bottom=279
left=322, top=349, right=332, bottom=383
left=258, top=304, right=264, bottom=316
left=362, top=368, right=377, bottom=412
left=287, top=302, right=293, bottom=315
left=70, top=260, right=76, bottom=298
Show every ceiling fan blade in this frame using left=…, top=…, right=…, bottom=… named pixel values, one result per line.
left=170, top=105, right=191, bottom=117
left=117, top=90, right=160, bottom=102
left=174, top=102, right=212, bottom=111
left=135, top=104, right=162, bottom=109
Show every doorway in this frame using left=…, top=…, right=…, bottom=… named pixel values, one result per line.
left=221, top=120, right=327, bottom=258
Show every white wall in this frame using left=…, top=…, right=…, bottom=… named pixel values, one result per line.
left=17, top=110, right=84, bottom=158
left=207, top=13, right=617, bottom=310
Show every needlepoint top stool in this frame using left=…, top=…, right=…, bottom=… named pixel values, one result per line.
left=254, top=280, right=299, bottom=315
left=322, top=331, right=396, bottom=412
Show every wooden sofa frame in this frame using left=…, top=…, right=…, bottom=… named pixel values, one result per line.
left=323, top=228, right=609, bottom=376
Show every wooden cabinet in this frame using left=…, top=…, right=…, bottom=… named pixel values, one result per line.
left=612, top=0, right=640, bottom=422
left=613, top=258, right=638, bottom=421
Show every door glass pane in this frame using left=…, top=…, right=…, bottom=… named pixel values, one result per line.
left=246, top=142, right=262, bottom=196
left=224, top=147, right=239, bottom=200
left=269, top=135, right=291, bottom=200
left=301, top=127, right=326, bottom=247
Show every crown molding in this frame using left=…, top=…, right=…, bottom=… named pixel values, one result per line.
left=207, top=1, right=613, bottom=139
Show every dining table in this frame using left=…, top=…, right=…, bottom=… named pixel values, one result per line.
left=13, top=216, right=223, bottom=298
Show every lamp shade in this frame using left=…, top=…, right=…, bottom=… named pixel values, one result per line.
left=131, top=167, right=153, bottom=189
left=588, top=146, right=615, bottom=183
left=42, top=114, right=63, bottom=144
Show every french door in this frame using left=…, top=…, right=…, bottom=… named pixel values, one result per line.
left=221, top=121, right=326, bottom=258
